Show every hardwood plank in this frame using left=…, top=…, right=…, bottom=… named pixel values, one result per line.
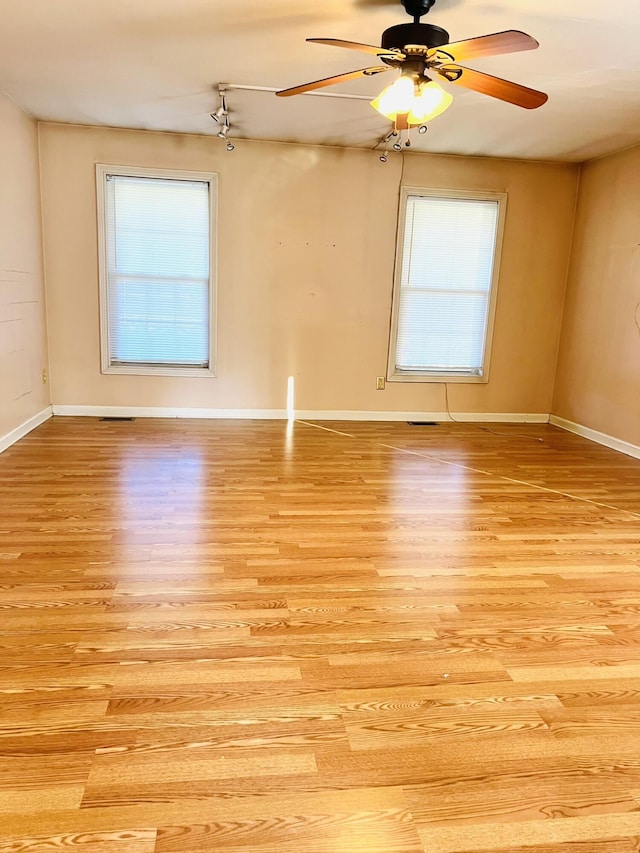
left=0, top=829, right=157, bottom=852
left=154, top=808, right=421, bottom=853
left=0, top=786, right=85, bottom=814
left=419, top=813, right=640, bottom=852
left=405, top=762, right=639, bottom=827
left=472, top=840, right=640, bottom=853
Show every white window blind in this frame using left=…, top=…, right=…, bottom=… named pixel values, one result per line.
left=394, top=193, right=501, bottom=378
left=104, top=173, right=211, bottom=369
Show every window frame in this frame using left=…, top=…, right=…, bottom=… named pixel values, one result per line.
left=96, top=164, right=218, bottom=378
left=387, top=186, right=507, bottom=384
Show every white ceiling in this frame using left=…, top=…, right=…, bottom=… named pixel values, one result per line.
left=1, top=0, right=639, bottom=161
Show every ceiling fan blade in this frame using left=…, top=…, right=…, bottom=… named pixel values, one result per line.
left=438, top=30, right=539, bottom=62
left=307, top=38, right=403, bottom=59
left=439, top=64, right=548, bottom=109
left=276, top=66, right=390, bottom=97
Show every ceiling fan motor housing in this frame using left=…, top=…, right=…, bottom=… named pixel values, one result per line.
left=381, top=22, right=450, bottom=52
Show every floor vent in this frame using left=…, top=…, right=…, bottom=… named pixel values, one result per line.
left=407, top=421, right=438, bottom=426
left=100, top=417, right=136, bottom=422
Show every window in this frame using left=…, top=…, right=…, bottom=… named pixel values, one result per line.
left=388, top=187, right=506, bottom=383
left=97, top=165, right=216, bottom=376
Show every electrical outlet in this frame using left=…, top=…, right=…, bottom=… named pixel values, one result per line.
left=376, top=376, right=385, bottom=390
left=42, top=368, right=48, bottom=385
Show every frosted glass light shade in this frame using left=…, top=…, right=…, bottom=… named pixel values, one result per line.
left=370, top=76, right=415, bottom=120
left=408, top=81, right=453, bottom=123
left=371, top=75, right=453, bottom=125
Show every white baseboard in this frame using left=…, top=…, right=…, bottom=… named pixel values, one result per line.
left=51, top=405, right=549, bottom=424
left=297, top=411, right=549, bottom=423
left=550, top=415, right=640, bottom=460
left=51, top=405, right=289, bottom=419
left=0, top=406, right=53, bottom=454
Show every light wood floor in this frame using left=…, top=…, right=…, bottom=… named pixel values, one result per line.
left=2, top=416, right=640, bottom=852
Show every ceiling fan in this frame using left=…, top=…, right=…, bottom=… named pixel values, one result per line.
left=276, top=0, right=548, bottom=130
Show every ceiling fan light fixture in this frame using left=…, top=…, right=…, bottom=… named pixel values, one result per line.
left=371, top=74, right=452, bottom=125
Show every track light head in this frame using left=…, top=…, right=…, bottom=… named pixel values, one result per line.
left=419, top=124, right=428, bottom=134
left=210, top=106, right=227, bottom=124
left=226, top=141, right=235, bottom=151
left=379, top=153, right=388, bottom=162
left=392, top=142, right=402, bottom=151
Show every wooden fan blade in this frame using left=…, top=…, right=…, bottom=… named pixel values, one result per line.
left=276, top=66, right=390, bottom=97
left=438, top=30, right=539, bottom=62
left=307, top=38, right=403, bottom=59
left=439, top=64, right=548, bottom=109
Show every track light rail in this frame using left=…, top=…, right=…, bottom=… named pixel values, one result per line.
left=222, top=83, right=373, bottom=102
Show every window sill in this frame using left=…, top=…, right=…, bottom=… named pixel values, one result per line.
left=387, top=372, right=489, bottom=384
left=102, top=365, right=216, bottom=379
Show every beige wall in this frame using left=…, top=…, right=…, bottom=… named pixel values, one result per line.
left=0, top=92, right=49, bottom=439
left=553, top=144, right=640, bottom=445
left=39, top=123, right=578, bottom=416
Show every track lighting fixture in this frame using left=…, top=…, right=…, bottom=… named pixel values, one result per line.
left=374, top=127, right=406, bottom=162
left=374, top=127, right=401, bottom=161
left=419, top=124, right=428, bottom=134
left=212, top=85, right=236, bottom=149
